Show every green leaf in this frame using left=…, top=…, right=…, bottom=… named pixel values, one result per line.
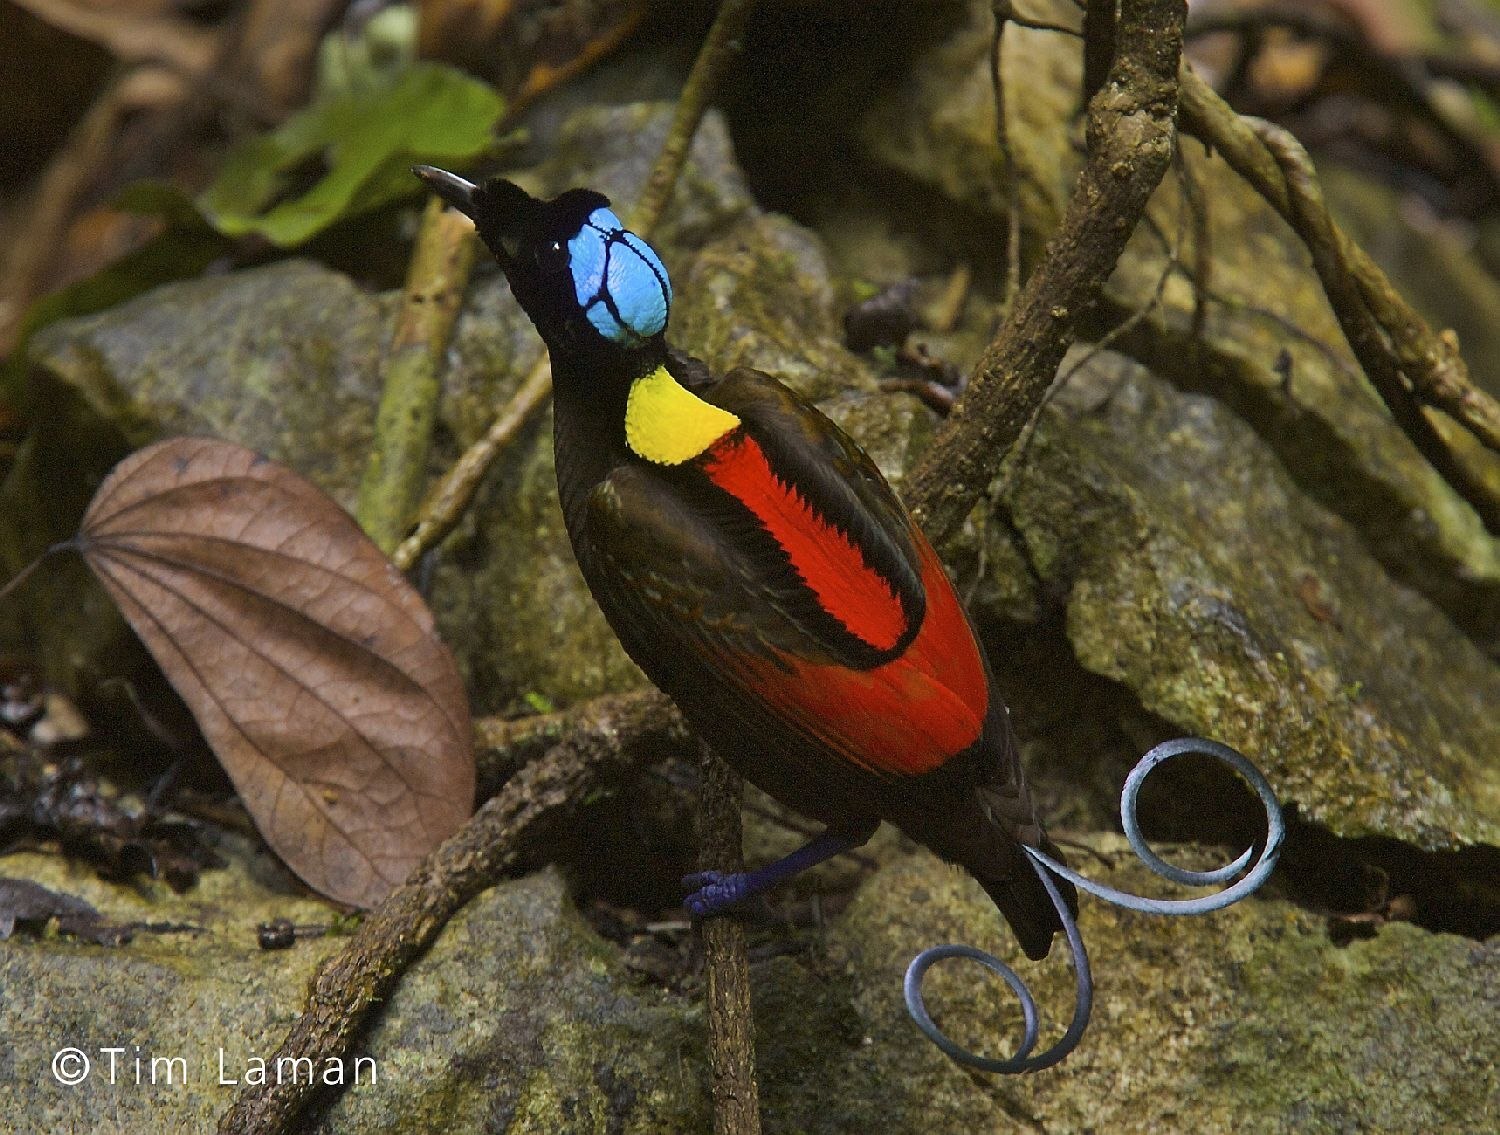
left=197, top=62, right=504, bottom=248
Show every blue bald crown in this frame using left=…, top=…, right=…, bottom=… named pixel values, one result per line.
left=566, top=207, right=672, bottom=344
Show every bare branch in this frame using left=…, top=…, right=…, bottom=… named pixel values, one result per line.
left=1177, top=68, right=1500, bottom=528
left=358, top=199, right=477, bottom=554
left=905, top=0, right=1189, bottom=542
left=216, top=690, right=688, bottom=1135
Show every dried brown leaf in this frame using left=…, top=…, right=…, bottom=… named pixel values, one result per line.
left=77, top=437, right=474, bottom=908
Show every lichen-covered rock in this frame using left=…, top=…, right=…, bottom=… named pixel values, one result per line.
left=1, top=826, right=1490, bottom=1133
left=0, top=852, right=706, bottom=1133
left=536, top=100, right=754, bottom=254
left=25, top=260, right=393, bottom=493
left=321, top=869, right=705, bottom=1133
left=670, top=213, right=870, bottom=404
left=858, top=4, right=1080, bottom=240
left=1000, top=351, right=1500, bottom=850
left=6, top=260, right=397, bottom=697
left=754, top=840, right=1499, bottom=1135
left=1108, top=149, right=1500, bottom=653
left=0, top=844, right=346, bottom=1132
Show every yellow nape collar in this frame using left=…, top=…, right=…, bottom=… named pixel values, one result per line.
left=625, top=365, right=740, bottom=465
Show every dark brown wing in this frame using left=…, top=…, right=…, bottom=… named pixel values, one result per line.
left=581, top=461, right=900, bottom=822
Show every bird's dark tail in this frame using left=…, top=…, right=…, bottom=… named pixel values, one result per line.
left=973, top=704, right=1078, bottom=960
left=909, top=782, right=1076, bottom=960
left=908, top=702, right=1078, bottom=961
left=974, top=829, right=1077, bottom=961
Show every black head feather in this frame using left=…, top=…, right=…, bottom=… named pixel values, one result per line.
left=413, top=166, right=666, bottom=367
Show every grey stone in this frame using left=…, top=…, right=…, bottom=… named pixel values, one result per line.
left=0, top=852, right=705, bottom=1133
left=755, top=841, right=1499, bottom=1135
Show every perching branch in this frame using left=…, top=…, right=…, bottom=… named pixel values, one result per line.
left=906, top=0, right=1189, bottom=543
left=697, top=747, right=761, bottom=1135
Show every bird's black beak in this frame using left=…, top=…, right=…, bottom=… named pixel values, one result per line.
left=413, top=165, right=478, bottom=219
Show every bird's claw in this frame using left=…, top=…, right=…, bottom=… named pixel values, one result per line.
left=682, top=870, right=750, bottom=917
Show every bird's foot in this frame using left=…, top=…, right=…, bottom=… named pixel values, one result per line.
left=682, top=870, right=752, bottom=917
left=682, top=827, right=877, bottom=918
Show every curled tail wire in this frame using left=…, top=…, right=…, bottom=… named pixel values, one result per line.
left=903, top=737, right=1285, bottom=1072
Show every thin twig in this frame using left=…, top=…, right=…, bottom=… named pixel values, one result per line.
left=1247, top=121, right=1500, bottom=530
left=391, top=354, right=551, bottom=572
left=905, top=0, right=1189, bottom=543
left=1177, top=66, right=1500, bottom=453
left=357, top=198, right=477, bottom=554
left=1132, top=202, right=1365, bottom=388
left=629, top=0, right=757, bottom=237
left=1176, top=142, right=1210, bottom=369
left=992, top=2, right=1022, bottom=307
